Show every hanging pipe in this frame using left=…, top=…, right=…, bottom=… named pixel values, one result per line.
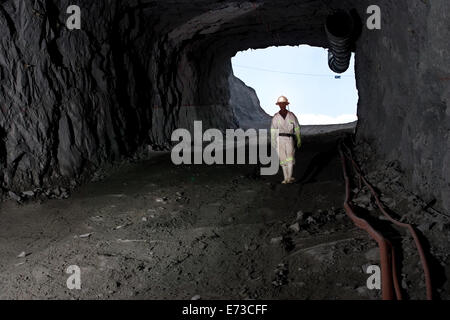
left=325, top=10, right=354, bottom=74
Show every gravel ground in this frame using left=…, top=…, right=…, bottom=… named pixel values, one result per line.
left=0, top=125, right=447, bottom=300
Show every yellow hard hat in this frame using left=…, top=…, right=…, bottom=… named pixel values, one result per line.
left=276, top=96, right=290, bottom=105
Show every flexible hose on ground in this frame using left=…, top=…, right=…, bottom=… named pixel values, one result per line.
left=339, top=144, right=398, bottom=300
left=341, top=143, right=433, bottom=300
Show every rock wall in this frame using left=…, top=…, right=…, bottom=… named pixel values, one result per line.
left=228, top=73, right=271, bottom=129
left=0, top=0, right=145, bottom=191
left=354, top=0, right=450, bottom=212
left=0, top=0, right=330, bottom=193
left=0, top=0, right=238, bottom=192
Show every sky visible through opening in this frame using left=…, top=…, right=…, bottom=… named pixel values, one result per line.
left=232, top=45, right=359, bottom=125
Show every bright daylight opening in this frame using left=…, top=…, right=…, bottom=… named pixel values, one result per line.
left=232, top=45, right=359, bottom=125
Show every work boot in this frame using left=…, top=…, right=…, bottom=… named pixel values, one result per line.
left=287, top=164, right=295, bottom=184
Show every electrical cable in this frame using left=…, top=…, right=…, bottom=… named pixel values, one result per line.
left=233, top=64, right=355, bottom=78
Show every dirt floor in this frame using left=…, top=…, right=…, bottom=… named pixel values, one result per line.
left=0, top=128, right=447, bottom=300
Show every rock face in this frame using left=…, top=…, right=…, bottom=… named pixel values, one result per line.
left=354, top=0, right=450, bottom=212
left=228, top=74, right=271, bottom=129
left=0, top=0, right=448, bottom=212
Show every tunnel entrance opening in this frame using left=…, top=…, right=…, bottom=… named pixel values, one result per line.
left=230, top=45, right=359, bottom=127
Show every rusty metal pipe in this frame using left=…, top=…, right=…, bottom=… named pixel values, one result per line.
left=390, top=246, right=403, bottom=300
left=341, top=144, right=433, bottom=300
left=339, top=146, right=395, bottom=300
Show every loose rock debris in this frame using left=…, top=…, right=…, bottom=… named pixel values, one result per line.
left=0, top=133, right=448, bottom=299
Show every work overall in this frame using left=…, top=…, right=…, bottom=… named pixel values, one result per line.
left=271, top=111, right=301, bottom=183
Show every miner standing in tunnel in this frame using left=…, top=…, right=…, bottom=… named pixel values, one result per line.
left=271, top=96, right=302, bottom=184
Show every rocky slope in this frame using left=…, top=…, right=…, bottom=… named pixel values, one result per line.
left=228, top=73, right=271, bottom=129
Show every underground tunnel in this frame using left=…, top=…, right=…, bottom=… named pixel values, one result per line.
left=0, top=0, right=449, bottom=301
